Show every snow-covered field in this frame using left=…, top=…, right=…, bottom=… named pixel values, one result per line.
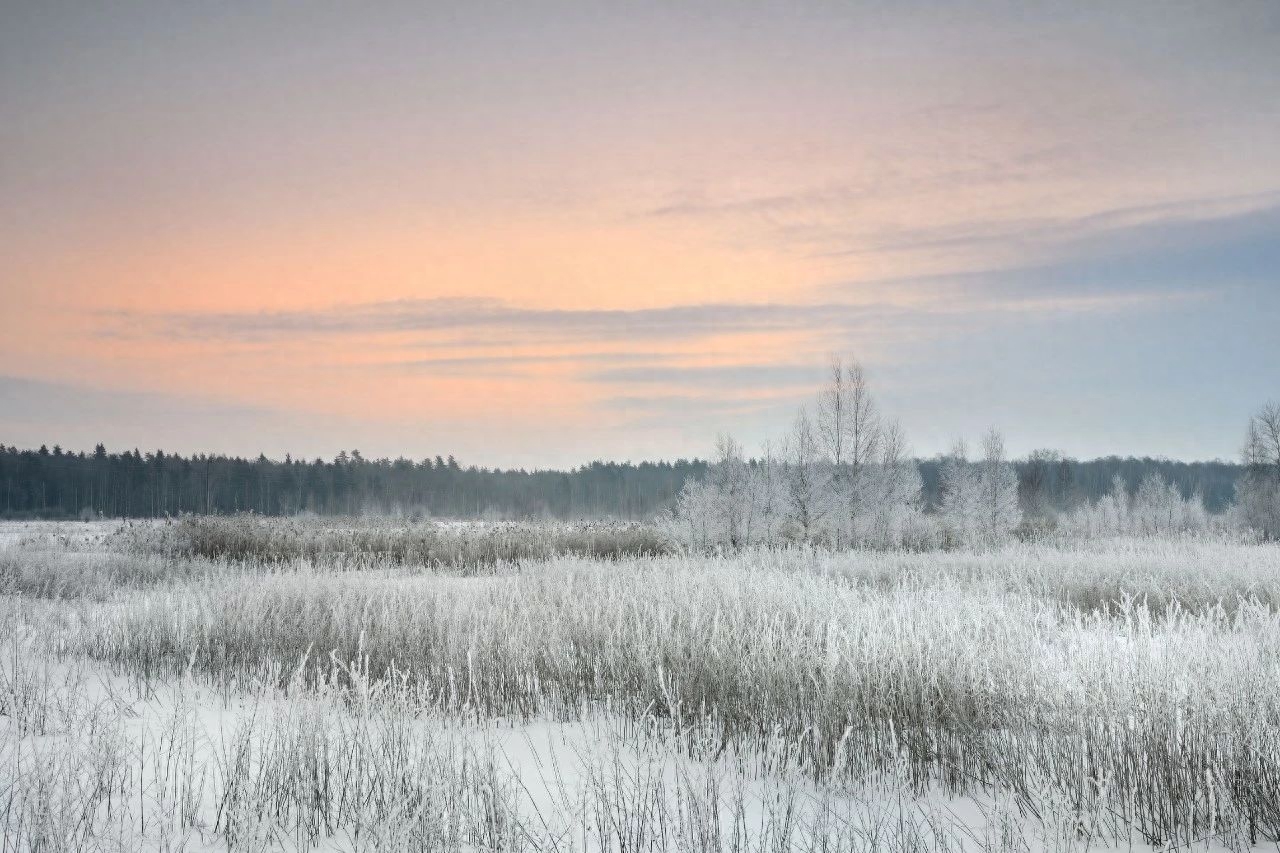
left=3, top=519, right=1280, bottom=851
left=0, top=519, right=122, bottom=550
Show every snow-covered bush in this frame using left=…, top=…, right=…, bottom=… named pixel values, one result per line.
left=1060, top=473, right=1219, bottom=539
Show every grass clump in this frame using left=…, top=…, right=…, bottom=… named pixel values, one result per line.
left=113, top=514, right=673, bottom=569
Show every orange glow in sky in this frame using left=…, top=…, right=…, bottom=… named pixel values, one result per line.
left=3, top=3, right=1278, bottom=464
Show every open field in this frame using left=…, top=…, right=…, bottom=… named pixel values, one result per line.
left=3, top=518, right=1280, bottom=851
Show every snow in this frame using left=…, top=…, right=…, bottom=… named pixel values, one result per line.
left=3, top=522, right=1277, bottom=850
left=0, top=654, right=1255, bottom=851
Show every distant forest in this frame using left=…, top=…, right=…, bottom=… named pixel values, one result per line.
left=0, top=443, right=1244, bottom=521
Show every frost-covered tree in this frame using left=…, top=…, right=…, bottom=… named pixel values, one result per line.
left=1133, top=472, right=1182, bottom=535
left=858, top=420, right=926, bottom=548
left=666, top=478, right=715, bottom=548
left=665, top=434, right=755, bottom=549
left=939, top=431, right=1020, bottom=546
left=1239, top=402, right=1280, bottom=540
left=843, top=361, right=883, bottom=537
left=747, top=440, right=786, bottom=545
left=1061, top=472, right=1213, bottom=538
left=707, top=434, right=752, bottom=547
left=938, top=440, right=981, bottom=546
left=817, top=356, right=881, bottom=545
left=977, top=428, right=1022, bottom=542
left=1091, top=475, right=1131, bottom=536
left=817, top=357, right=851, bottom=472
left=782, top=409, right=832, bottom=542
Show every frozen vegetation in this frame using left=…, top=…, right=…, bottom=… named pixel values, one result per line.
left=0, top=376, right=1274, bottom=845
left=1, top=377, right=1277, bottom=850
left=662, top=362, right=1269, bottom=551
left=3, top=517, right=1280, bottom=851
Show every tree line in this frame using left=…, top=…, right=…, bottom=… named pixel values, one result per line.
left=0, top=428, right=1249, bottom=523
left=663, top=357, right=1274, bottom=548
left=0, top=445, right=703, bottom=520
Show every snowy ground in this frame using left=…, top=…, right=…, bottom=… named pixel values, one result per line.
left=0, top=519, right=122, bottom=549
left=3, top=520, right=1279, bottom=851
left=8, top=654, right=1223, bottom=853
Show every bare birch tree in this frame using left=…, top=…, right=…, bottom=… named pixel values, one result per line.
left=817, top=357, right=849, bottom=471
left=816, top=356, right=881, bottom=543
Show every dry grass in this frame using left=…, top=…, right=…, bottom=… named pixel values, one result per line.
left=0, top=653, right=1032, bottom=852
left=111, top=514, right=674, bottom=569
left=4, top=524, right=1280, bottom=849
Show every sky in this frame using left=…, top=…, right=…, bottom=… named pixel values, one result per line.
left=2, top=1, right=1277, bottom=467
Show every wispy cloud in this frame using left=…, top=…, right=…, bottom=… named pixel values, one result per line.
left=599, top=392, right=804, bottom=431
left=390, top=351, right=675, bottom=369
left=642, top=145, right=1081, bottom=222
left=588, top=363, right=823, bottom=390
left=373, top=350, right=682, bottom=378
left=822, top=201, right=1280, bottom=302
left=99, top=283, right=1163, bottom=349
left=99, top=299, right=910, bottom=344
left=646, top=169, right=1280, bottom=272
left=813, top=192, right=1280, bottom=261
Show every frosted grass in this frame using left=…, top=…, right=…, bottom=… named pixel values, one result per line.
left=4, top=526, right=1280, bottom=848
